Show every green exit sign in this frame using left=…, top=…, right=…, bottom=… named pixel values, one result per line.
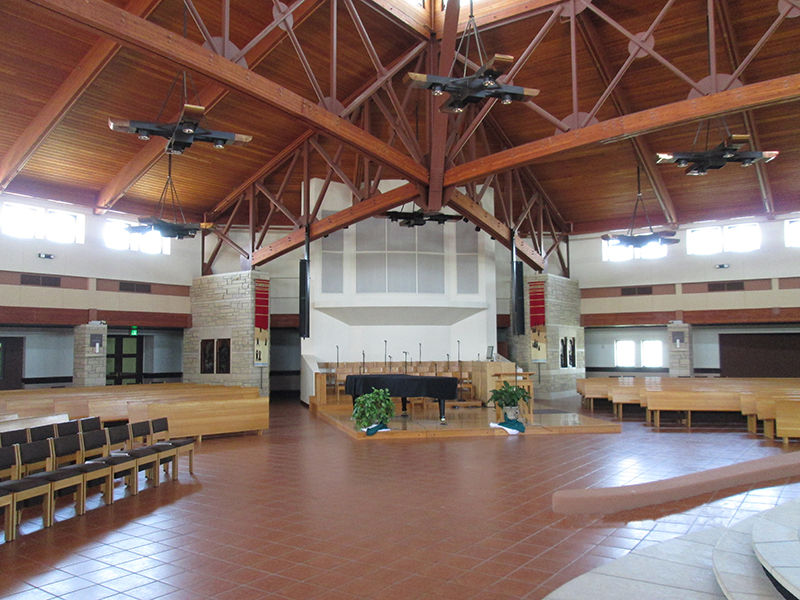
left=130, top=326, right=138, bottom=336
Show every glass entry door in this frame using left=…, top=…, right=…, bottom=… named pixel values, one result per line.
left=106, top=335, right=143, bottom=385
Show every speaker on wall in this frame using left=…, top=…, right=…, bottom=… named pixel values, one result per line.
left=512, top=260, right=525, bottom=336
left=299, top=259, right=310, bottom=339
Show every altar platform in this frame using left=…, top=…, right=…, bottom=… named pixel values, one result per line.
left=316, top=401, right=620, bottom=440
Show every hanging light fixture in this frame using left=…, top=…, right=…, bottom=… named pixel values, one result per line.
left=404, top=1, right=539, bottom=113
left=602, top=167, right=679, bottom=248
left=127, top=154, right=210, bottom=239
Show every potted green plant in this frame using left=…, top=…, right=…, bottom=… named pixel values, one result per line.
left=489, top=381, right=531, bottom=422
left=352, top=388, right=395, bottom=435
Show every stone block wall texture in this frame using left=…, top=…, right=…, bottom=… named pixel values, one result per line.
left=73, top=323, right=107, bottom=387
left=183, top=272, right=269, bottom=396
left=510, top=274, right=585, bottom=400
left=668, top=322, right=693, bottom=377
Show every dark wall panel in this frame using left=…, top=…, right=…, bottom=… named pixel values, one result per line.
left=719, top=333, right=800, bottom=377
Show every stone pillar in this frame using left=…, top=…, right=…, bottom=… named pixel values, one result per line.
left=183, top=272, right=269, bottom=396
left=509, top=274, right=585, bottom=400
left=73, top=322, right=107, bottom=387
left=667, top=321, right=693, bottom=377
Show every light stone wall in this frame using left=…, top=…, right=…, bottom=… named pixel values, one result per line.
left=667, top=321, right=693, bottom=377
left=509, top=274, right=585, bottom=400
left=73, top=322, right=107, bottom=387
left=183, top=272, right=269, bottom=395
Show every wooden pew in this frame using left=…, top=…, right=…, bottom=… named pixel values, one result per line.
left=127, top=397, right=268, bottom=439
left=776, top=399, right=800, bottom=447
left=0, top=413, right=70, bottom=434
left=645, top=391, right=742, bottom=428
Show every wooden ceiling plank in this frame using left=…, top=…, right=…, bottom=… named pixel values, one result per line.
left=96, top=0, right=327, bottom=213
left=184, top=0, right=219, bottom=53
left=24, top=0, right=428, bottom=186
left=577, top=12, right=677, bottom=225
left=445, top=73, right=800, bottom=188
left=0, top=0, right=162, bottom=194
left=251, top=181, right=420, bottom=265
left=448, top=191, right=544, bottom=271
left=717, top=0, right=775, bottom=216
left=362, top=0, right=430, bottom=39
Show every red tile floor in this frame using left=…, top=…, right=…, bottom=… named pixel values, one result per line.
left=2, top=395, right=800, bottom=600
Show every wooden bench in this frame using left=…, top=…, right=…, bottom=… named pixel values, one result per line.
left=127, top=397, right=269, bottom=439
left=644, top=391, right=742, bottom=428
left=0, top=384, right=267, bottom=439
left=0, top=414, right=71, bottom=435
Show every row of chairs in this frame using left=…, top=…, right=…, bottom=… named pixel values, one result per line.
left=0, top=417, right=194, bottom=542
left=0, top=416, right=104, bottom=447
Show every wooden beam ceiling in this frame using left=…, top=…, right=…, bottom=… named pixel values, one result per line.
left=448, top=191, right=544, bottom=271
left=23, top=0, right=429, bottom=186
left=0, top=0, right=162, bottom=194
left=251, top=181, right=419, bottom=265
left=444, top=72, right=800, bottom=188
left=95, top=0, right=327, bottom=213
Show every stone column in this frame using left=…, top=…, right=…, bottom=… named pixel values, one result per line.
left=73, top=322, right=107, bottom=387
left=667, top=321, right=693, bottom=377
left=183, top=271, right=269, bottom=396
left=509, top=273, right=585, bottom=400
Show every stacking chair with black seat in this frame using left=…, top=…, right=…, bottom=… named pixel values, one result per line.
left=90, top=425, right=156, bottom=494
left=56, top=420, right=80, bottom=437
left=0, top=446, right=18, bottom=541
left=0, top=429, right=28, bottom=448
left=0, top=485, right=12, bottom=542
left=41, top=435, right=112, bottom=521
left=85, top=427, right=139, bottom=496
left=150, top=417, right=195, bottom=475
left=29, top=424, right=56, bottom=442
left=80, top=429, right=108, bottom=462
left=129, top=421, right=176, bottom=483
left=0, top=443, right=53, bottom=533
left=79, top=417, right=101, bottom=433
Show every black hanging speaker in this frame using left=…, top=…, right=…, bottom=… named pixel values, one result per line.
left=299, top=259, right=310, bottom=338
left=512, top=261, right=525, bottom=336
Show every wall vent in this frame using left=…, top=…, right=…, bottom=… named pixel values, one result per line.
left=20, top=274, right=61, bottom=287
left=708, top=281, right=745, bottom=292
left=621, top=286, right=653, bottom=296
left=119, top=281, right=152, bottom=294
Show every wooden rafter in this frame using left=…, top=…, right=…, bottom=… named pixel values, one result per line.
left=448, top=191, right=544, bottom=271
left=445, top=73, right=800, bottom=188
left=95, top=0, right=324, bottom=213
left=716, top=0, right=775, bottom=216
left=251, top=182, right=420, bottom=265
left=24, top=0, right=429, bottom=187
left=208, top=41, right=426, bottom=221
left=0, top=0, right=162, bottom=194
left=577, top=12, right=678, bottom=226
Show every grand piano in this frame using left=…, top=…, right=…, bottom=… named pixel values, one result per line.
left=345, top=373, right=459, bottom=423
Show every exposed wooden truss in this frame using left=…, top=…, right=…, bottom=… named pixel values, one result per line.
left=8, top=0, right=800, bottom=277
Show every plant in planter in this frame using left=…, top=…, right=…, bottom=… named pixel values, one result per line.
left=352, top=388, right=395, bottom=435
left=489, top=381, right=531, bottom=423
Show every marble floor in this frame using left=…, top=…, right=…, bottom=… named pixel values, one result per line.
left=1, top=395, right=799, bottom=600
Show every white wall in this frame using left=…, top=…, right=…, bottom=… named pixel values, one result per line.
left=585, top=326, right=669, bottom=369
left=0, top=192, right=201, bottom=285
left=570, top=217, right=800, bottom=289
